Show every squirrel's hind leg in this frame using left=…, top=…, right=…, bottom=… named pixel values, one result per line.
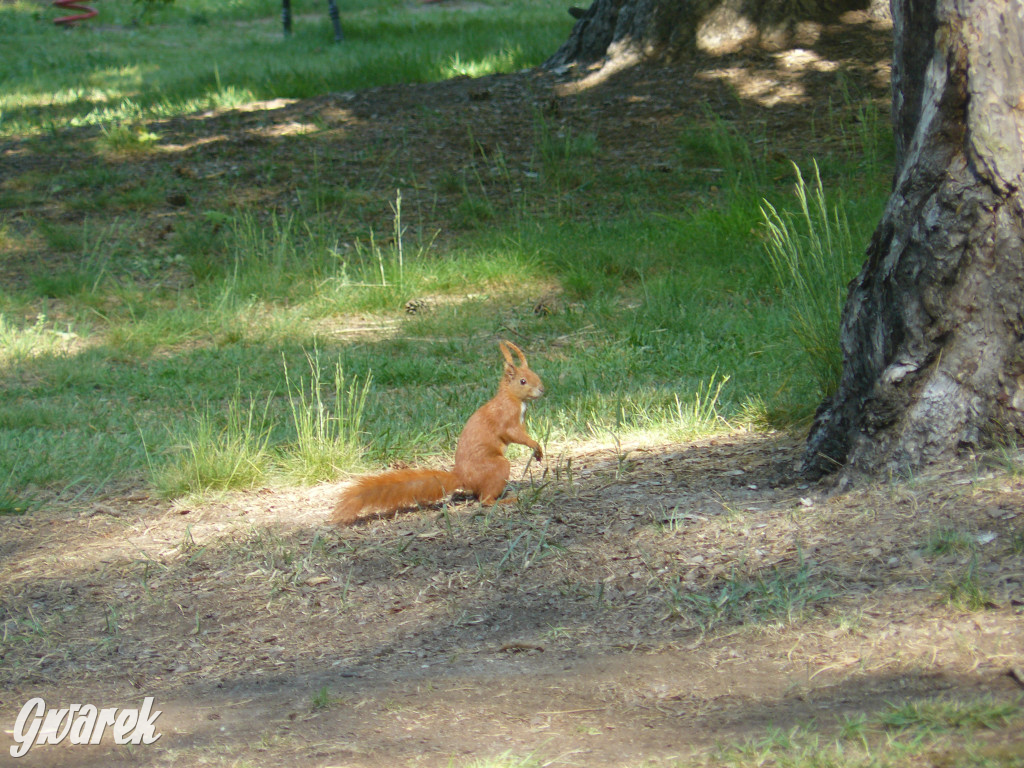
left=461, top=459, right=510, bottom=506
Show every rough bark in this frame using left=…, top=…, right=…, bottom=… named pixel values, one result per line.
left=802, top=0, right=1024, bottom=478
left=545, top=0, right=887, bottom=68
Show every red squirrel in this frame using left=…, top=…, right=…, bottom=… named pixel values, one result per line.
left=331, top=340, right=544, bottom=525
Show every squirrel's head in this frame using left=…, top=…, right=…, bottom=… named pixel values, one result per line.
left=499, top=340, right=544, bottom=401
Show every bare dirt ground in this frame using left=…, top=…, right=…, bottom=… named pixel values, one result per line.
left=2, top=431, right=1024, bottom=767
left=2, top=9, right=1024, bottom=768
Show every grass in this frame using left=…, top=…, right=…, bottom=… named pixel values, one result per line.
left=663, top=555, right=834, bottom=631
left=942, top=554, right=995, bottom=611
left=0, top=473, right=32, bottom=516
left=457, top=753, right=542, bottom=768
left=310, top=685, right=334, bottom=711
left=924, top=526, right=977, bottom=556
left=878, top=697, right=1020, bottom=733
left=918, top=528, right=998, bottom=611
left=0, top=0, right=572, bottom=139
left=280, top=353, right=371, bottom=482
left=152, top=391, right=275, bottom=498
left=761, top=160, right=861, bottom=401
left=149, top=354, right=372, bottom=498
left=0, top=0, right=894, bottom=506
left=689, top=695, right=1024, bottom=768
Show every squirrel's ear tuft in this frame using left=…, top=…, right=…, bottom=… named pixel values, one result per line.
left=499, top=340, right=528, bottom=368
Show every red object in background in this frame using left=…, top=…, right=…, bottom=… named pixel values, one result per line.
left=53, top=0, right=98, bottom=26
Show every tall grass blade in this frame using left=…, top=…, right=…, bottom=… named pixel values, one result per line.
left=761, top=161, right=860, bottom=399
left=280, top=352, right=372, bottom=483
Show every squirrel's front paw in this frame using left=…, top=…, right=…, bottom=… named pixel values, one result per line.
left=533, top=447, right=544, bottom=461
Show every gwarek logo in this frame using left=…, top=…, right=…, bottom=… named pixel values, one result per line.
left=9, top=697, right=162, bottom=758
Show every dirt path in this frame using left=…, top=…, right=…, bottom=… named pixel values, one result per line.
left=2, top=433, right=1023, bottom=766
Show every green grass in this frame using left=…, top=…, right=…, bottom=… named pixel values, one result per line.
left=0, top=0, right=571, bottom=139
left=309, top=686, right=334, bottom=711
left=279, top=352, right=372, bottom=483
left=0, top=0, right=894, bottom=503
left=0, top=472, right=33, bottom=516
left=878, top=697, right=1020, bottom=733
left=918, top=529, right=997, bottom=611
left=924, top=526, right=977, bottom=556
left=458, top=754, right=543, bottom=768
left=689, top=696, right=1024, bottom=768
left=0, top=170, right=887, bottom=500
left=942, top=554, right=995, bottom=611
left=762, top=161, right=862, bottom=401
left=663, top=556, right=834, bottom=631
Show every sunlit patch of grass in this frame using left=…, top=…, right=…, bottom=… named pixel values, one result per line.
left=442, top=46, right=524, bottom=79
left=458, top=751, right=543, bottom=768
left=152, top=392, right=274, bottom=499
left=150, top=351, right=374, bottom=498
left=0, top=0, right=572, bottom=138
left=278, top=352, right=372, bottom=483
left=669, top=374, right=731, bottom=440
left=96, top=122, right=162, bottom=155
left=0, top=313, right=84, bottom=364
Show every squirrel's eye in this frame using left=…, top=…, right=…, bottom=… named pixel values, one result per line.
left=520, top=378, right=527, bottom=385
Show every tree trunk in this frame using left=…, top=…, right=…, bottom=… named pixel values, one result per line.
left=545, top=0, right=887, bottom=68
left=802, top=0, right=1024, bottom=478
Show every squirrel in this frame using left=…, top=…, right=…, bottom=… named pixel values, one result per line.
left=331, top=340, right=545, bottom=525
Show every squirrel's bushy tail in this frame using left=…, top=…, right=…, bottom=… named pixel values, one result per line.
left=332, top=468, right=459, bottom=525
